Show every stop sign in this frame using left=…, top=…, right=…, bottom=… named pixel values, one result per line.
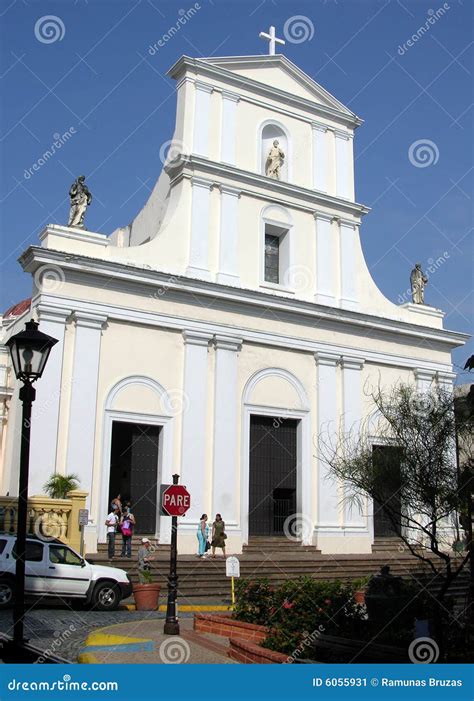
left=161, top=484, right=191, bottom=516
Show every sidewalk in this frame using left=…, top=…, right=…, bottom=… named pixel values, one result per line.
left=78, top=617, right=237, bottom=664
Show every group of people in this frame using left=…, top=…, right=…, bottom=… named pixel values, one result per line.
left=197, top=513, right=227, bottom=558
left=105, top=495, right=227, bottom=568
left=105, top=493, right=136, bottom=560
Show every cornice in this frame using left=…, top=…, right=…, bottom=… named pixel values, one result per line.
left=167, top=55, right=363, bottom=129
left=19, top=246, right=469, bottom=354
left=166, top=155, right=370, bottom=219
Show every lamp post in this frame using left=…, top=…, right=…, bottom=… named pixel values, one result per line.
left=164, top=474, right=180, bottom=636
left=5, top=319, right=58, bottom=646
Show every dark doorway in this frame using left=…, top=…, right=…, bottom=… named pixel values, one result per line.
left=372, top=445, right=402, bottom=537
left=249, top=416, right=298, bottom=536
left=109, top=422, right=161, bottom=534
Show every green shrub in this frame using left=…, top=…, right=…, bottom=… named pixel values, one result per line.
left=234, top=576, right=365, bottom=656
left=233, top=579, right=277, bottom=625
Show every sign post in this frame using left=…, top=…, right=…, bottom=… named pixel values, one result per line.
left=78, top=508, right=89, bottom=557
left=161, top=476, right=191, bottom=635
left=225, top=556, right=240, bottom=609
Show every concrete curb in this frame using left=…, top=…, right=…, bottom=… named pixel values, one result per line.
left=124, top=603, right=231, bottom=612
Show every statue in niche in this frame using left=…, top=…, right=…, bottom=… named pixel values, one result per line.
left=410, top=263, right=428, bottom=304
left=265, top=139, right=285, bottom=180
left=68, top=175, right=92, bottom=229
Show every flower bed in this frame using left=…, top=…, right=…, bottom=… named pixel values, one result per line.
left=234, top=576, right=365, bottom=657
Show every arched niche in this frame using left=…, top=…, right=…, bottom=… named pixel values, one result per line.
left=243, top=367, right=309, bottom=411
left=261, top=203, right=293, bottom=229
left=106, top=375, right=171, bottom=416
left=259, top=121, right=290, bottom=181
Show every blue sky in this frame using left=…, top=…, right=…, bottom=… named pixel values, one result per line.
left=0, top=0, right=472, bottom=378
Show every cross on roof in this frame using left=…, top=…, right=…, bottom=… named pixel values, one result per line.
left=259, top=25, right=285, bottom=56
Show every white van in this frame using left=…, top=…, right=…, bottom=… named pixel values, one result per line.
left=0, top=534, right=132, bottom=611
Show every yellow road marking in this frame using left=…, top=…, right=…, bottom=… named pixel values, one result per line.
left=124, top=604, right=230, bottom=612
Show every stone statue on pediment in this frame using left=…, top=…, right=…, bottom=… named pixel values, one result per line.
left=410, top=263, right=428, bottom=304
left=68, top=175, right=92, bottom=229
left=265, top=140, right=285, bottom=180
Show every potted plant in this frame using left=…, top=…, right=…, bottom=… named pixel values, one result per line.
left=352, top=577, right=369, bottom=606
left=43, top=473, right=80, bottom=499
left=132, top=570, right=161, bottom=611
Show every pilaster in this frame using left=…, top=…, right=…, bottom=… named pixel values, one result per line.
left=220, top=91, right=240, bottom=165
left=193, top=81, right=213, bottom=157
left=312, top=122, right=328, bottom=193
left=66, top=311, right=107, bottom=510
left=334, top=129, right=353, bottom=200
left=216, top=185, right=241, bottom=286
left=338, top=218, right=359, bottom=311
left=212, top=335, right=242, bottom=527
left=414, top=368, right=436, bottom=391
left=314, top=212, right=336, bottom=306
left=341, top=355, right=365, bottom=528
left=314, top=351, right=340, bottom=530
left=186, top=177, right=213, bottom=281
left=28, top=304, right=71, bottom=495
left=180, top=330, right=213, bottom=525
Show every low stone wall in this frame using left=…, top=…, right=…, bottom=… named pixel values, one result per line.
left=228, top=638, right=288, bottom=664
left=0, top=490, right=88, bottom=553
left=194, top=613, right=267, bottom=644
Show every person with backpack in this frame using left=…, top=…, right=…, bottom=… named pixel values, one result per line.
left=120, top=506, right=135, bottom=558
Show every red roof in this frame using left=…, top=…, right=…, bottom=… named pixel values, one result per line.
left=3, top=298, right=31, bottom=319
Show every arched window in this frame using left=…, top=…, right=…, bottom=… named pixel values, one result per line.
left=259, top=121, right=290, bottom=181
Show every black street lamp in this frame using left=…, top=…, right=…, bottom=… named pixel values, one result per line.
left=5, top=320, right=58, bottom=647
left=164, top=473, right=180, bottom=636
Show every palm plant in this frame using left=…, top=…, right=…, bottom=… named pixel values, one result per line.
left=43, top=473, right=80, bottom=499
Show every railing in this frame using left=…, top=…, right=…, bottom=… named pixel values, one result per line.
left=0, top=490, right=88, bottom=553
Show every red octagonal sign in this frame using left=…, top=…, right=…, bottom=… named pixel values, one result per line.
left=162, top=484, right=191, bottom=516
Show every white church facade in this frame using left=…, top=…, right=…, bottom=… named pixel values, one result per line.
left=0, top=50, right=467, bottom=555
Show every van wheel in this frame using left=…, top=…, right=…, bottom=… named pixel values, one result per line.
left=92, top=582, right=120, bottom=611
left=0, top=578, right=14, bottom=609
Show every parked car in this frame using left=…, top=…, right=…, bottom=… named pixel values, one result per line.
left=0, top=534, right=132, bottom=611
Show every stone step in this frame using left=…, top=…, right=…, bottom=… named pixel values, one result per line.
left=89, top=550, right=428, bottom=566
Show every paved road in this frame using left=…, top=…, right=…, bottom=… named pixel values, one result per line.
left=0, top=604, right=192, bottom=662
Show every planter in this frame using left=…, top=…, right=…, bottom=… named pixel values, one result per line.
left=132, top=583, right=160, bottom=611
left=228, top=638, right=288, bottom=664
left=194, top=613, right=268, bottom=644
left=354, top=589, right=366, bottom=605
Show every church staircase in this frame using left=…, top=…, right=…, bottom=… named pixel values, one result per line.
left=87, top=535, right=458, bottom=601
